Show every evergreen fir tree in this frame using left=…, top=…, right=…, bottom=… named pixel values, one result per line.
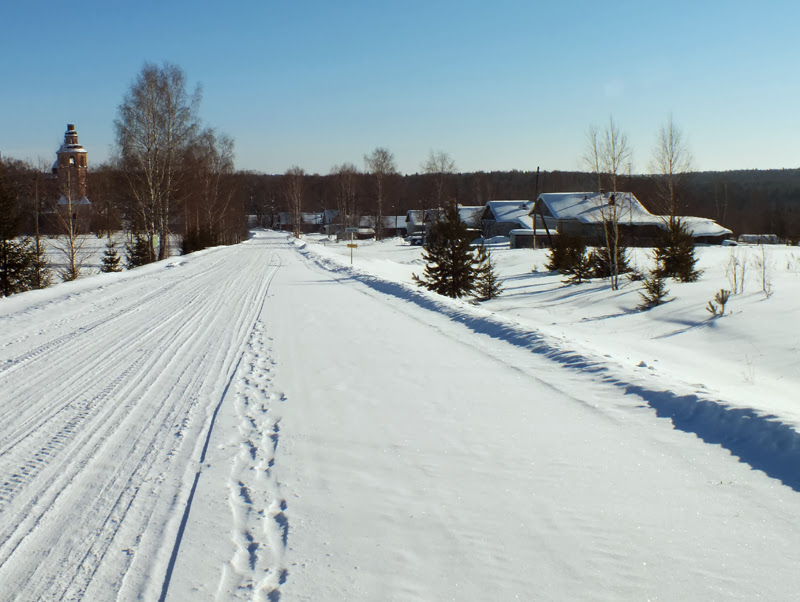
left=0, top=238, right=39, bottom=297
left=0, top=163, right=46, bottom=296
left=546, top=235, right=591, bottom=284
left=561, top=240, right=592, bottom=284
left=654, top=217, right=700, bottom=282
left=125, top=233, right=153, bottom=269
left=29, top=237, right=52, bottom=289
left=474, top=244, right=503, bottom=300
left=638, top=270, right=670, bottom=310
left=412, top=205, right=476, bottom=298
left=590, top=241, right=630, bottom=278
left=101, top=240, right=123, bottom=272
left=546, top=234, right=592, bottom=273
left=545, top=234, right=578, bottom=272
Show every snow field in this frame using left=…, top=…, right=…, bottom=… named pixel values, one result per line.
left=2, top=230, right=800, bottom=600
left=264, top=234, right=800, bottom=599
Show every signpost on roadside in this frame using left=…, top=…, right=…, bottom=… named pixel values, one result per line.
left=345, top=227, right=359, bottom=264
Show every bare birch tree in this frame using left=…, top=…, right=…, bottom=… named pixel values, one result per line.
left=284, top=166, right=305, bottom=238
left=364, top=147, right=397, bottom=240
left=330, top=163, right=360, bottom=231
left=650, top=114, right=693, bottom=217
left=182, top=128, right=236, bottom=250
left=584, top=117, right=632, bottom=290
left=51, top=171, right=88, bottom=281
left=422, top=149, right=456, bottom=210
left=115, top=62, right=201, bottom=261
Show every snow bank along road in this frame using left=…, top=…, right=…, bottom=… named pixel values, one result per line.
left=1, top=230, right=800, bottom=600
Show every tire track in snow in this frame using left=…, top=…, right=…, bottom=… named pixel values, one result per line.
left=158, top=250, right=286, bottom=602
left=0, top=241, right=284, bottom=600
left=0, top=269, right=227, bottom=599
left=0, top=272, right=209, bottom=462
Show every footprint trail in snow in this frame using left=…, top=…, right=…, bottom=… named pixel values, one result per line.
left=223, top=320, right=290, bottom=600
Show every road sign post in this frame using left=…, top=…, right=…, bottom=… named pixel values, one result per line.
left=345, top=227, right=359, bottom=264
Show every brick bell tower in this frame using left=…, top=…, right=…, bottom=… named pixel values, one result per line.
left=53, top=123, right=88, bottom=202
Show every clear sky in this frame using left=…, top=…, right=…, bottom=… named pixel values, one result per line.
left=2, top=0, right=799, bottom=176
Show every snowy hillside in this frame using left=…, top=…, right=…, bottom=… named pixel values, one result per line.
left=1, top=230, right=800, bottom=601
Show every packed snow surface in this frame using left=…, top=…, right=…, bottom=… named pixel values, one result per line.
left=1, top=230, right=800, bottom=600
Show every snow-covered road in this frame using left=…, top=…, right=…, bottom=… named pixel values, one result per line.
left=2, top=230, right=800, bottom=600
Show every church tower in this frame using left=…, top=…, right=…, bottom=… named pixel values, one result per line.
left=53, top=124, right=88, bottom=201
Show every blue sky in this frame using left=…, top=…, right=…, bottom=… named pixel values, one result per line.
left=2, top=1, right=798, bottom=175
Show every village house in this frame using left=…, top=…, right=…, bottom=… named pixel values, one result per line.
left=479, top=200, right=535, bottom=238
left=529, top=192, right=731, bottom=247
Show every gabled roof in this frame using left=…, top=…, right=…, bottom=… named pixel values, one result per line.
left=458, top=205, right=484, bottom=227
left=537, top=192, right=656, bottom=225
left=482, top=200, right=535, bottom=229
left=406, top=210, right=423, bottom=225
left=536, top=192, right=732, bottom=238
left=406, top=209, right=443, bottom=225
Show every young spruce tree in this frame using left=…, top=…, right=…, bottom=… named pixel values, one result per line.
left=474, top=244, right=503, bottom=300
left=101, top=239, right=123, bottom=272
left=413, top=205, right=476, bottom=298
left=0, top=163, right=46, bottom=296
left=654, top=217, right=700, bottom=282
left=125, top=233, right=153, bottom=269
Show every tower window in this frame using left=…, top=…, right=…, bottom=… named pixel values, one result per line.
left=69, top=157, right=75, bottom=165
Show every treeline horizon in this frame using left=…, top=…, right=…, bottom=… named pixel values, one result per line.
left=3, top=155, right=798, bottom=241
left=230, top=166, right=800, bottom=239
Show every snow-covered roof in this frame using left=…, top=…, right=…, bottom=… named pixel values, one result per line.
left=537, top=192, right=656, bottom=225
left=406, top=209, right=444, bottom=225
left=57, top=145, right=87, bottom=154
left=406, top=210, right=423, bottom=225
left=458, top=205, right=484, bottom=227
left=483, top=201, right=535, bottom=229
left=536, top=192, right=731, bottom=238
left=57, top=195, right=91, bottom=206
left=681, top=216, right=732, bottom=238
left=302, top=212, right=323, bottom=225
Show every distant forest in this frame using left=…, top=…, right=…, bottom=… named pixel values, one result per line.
left=230, top=167, right=800, bottom=240
left=4, top=159, right=800, bottom=241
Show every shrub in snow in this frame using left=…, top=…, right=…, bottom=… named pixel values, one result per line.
left=751, top=244, right=774, bottom=299
left=706, top=289, right=731, bottom=317
left=726, top=249, right=746, bottom=294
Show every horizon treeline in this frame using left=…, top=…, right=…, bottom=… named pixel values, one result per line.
left=3, top=158, right=799, bottom=241
left=233, top=166, right=800, bottom=239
